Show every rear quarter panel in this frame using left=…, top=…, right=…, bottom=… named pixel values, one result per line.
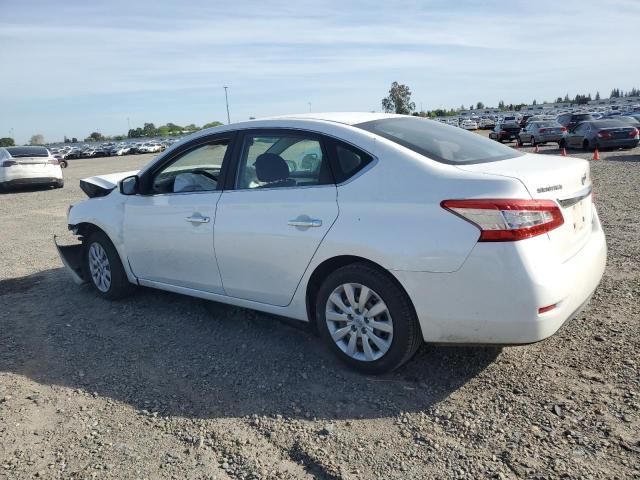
left=313, top=139, right=530, bottom=273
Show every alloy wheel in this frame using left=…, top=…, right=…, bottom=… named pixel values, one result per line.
left=325, top=283, right=393, bottom=362
left=88, top=242, right=112, bottom=293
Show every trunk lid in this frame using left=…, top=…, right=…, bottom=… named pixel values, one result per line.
left=457, top=153, right=593, bottom=261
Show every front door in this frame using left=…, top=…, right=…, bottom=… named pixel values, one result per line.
left=123, top=138, right=231, bottom=293
left=214, top=130, right=339, bottom=306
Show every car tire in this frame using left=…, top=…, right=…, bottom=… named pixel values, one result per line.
left=82, top=231, right=136, bottom=300
left=59, top=160, right=68, bottom=168
left=315, top=262, right=422, bottom=374
left=55, top=180, right=64, bottom=188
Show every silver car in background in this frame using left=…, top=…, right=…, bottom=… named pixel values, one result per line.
left=518, top=121, right=567, bottom=146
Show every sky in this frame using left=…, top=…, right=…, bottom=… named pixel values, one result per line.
left=1, top=0, right=639, bottom=144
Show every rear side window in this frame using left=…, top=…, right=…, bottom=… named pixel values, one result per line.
left=331, top=142, right=373, bottom=183
left=356, top=117, right=523, bottom=165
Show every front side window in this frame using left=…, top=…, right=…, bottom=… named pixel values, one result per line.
left=236, top=133, right=332, bottom=189
left=357, top=117, right=523, bottom=164
left=151, top=140, right=228, bottom=194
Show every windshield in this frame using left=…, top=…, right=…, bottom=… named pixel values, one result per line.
left=6, top=146, right=49, bottom=157
left=356, top=117, right=524, bottom=164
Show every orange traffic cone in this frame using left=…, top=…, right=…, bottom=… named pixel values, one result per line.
left=534, top=144, right=540, bottom=153
left=561, top=147, right=567, bottom=157
left=593, top=148, right=600, bottom=161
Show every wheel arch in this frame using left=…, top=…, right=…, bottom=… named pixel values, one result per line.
left=73, top=222, right=138, bottom=284
left=305, top=255, right=418, bottom=329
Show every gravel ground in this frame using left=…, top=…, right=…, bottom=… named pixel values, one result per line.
left=0, top=146, right=638, bottom=479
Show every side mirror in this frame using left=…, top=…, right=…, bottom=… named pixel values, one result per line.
left=120, top=175, right=139, bottom=195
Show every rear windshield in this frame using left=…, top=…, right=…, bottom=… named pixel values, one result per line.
left=6, top=146, right=49, bottom=157
left=356, top=117, right=524, bottom=165
left=592, top=120, right=630, bottom=128
left=573, top=114, right=593, bottom=122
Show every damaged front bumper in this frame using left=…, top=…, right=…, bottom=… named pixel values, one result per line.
left=54, top=235, right=85, bottom=285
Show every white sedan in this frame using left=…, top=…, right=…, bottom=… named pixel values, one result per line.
left=0, top=146, right=64, bottom=190
left=56, top=113, right=606, bottom=373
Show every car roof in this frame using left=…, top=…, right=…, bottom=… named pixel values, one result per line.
left=262, top=112, right=401, bottom=126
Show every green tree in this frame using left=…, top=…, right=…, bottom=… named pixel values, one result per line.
left=532, top=99, right=537, bottom=105
left=89, top=132, right=103, bottom=141
left=381, top=82, right=415, bottom=114
left=476, top=101, right=485, bottom=110
left=142, top=123, right=156, bottom=137
left=29, top=134, right=44, bottom=145
left=595, top=91, right=601, bottom=101
left=498, top=100, right=505, bottom=110
left=0, top=137, right=15, bottom=147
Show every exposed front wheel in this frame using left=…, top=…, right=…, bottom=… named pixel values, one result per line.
left=82, top=231, right=136, bottom=300
left=316, top=263, right=422, bottom=374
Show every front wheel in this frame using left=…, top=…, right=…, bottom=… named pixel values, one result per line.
left=82, top=231, right=136, bottom=300
left=316, top=263, right=422, bottom=374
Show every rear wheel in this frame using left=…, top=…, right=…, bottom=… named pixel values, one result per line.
left=559, top=139, right=567, bottom=149
left=59, top=160, right=68, bottom=168
left=530, top=136, right=537, bottom=146
left=315, top=263, right=422, bottom=374
left=82, top=231, right=136, bottom=300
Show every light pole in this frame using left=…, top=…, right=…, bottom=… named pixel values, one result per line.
left=127, top=117, right=130, bottom=131
left=308, top=102, right=312, bottom=112
left=223, top=86, right=231, bottom=124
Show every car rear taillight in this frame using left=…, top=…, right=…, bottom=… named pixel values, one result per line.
left=560, top=127, right=567, bottom=132
left=629, top=128, right=639, bottom=138
left=1, top=160, right=17, bottom=167
left=49, top=158, right=59, bottom=165
left=441, top=199, right=564, bottom=242
left=597, top=130, right=611, bottom=139
left=539, top=128, right=548, bottom=133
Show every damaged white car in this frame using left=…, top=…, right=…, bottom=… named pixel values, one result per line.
left=57, top=113, right=606, bottom=373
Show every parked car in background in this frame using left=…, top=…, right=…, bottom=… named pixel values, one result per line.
left=518, top=121, right=567, bottom=146
left=0, top=146, right=64, bottom=190
left=138, top=143, right=162, bottom=153
left=110, top=145, right=131, bottom=156
left=489, top=122, right=521, bottom=142
left=460, top=119, right=478, bottom=130
left=562, top=120, right=639, bottom=150
left=56, top=112, right=606, bottom=374
left=82, top=147, right=97, bottom=158
left=478, top=118, right=495, bottom=129
left=557, top=112, right=594, bottom=131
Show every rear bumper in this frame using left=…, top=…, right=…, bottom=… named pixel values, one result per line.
left=393, top=208, right=607, bottom=344
left=599, top=139, right=639, bottom=149
left=538, top=134, right=565, bottom=143
left=1, top=177, right=62, bottom=187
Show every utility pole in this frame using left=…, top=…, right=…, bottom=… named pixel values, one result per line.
left=224, top=86, right=231, bottom=124
left=127, top=117, right=130, bottom=131
left=308, top=102, right=312, bottom=112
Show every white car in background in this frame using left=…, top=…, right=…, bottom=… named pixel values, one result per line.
left=0, top=146, right=64, bottom=190
left=56, top=113, right=606, bottom=373
left=138, top=143, right=162, bottom=153
left=460, top=119, right=479, bottom=130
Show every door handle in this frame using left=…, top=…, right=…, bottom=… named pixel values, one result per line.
left=185, top=214, right=210, bottom=224
left=288, top=217, right=322, bottom=228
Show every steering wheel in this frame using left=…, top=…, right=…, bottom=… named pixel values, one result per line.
left=191, top=169, right=218, bottom=182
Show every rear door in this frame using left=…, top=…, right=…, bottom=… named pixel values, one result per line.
left=214, top=130, right=338, bottom=306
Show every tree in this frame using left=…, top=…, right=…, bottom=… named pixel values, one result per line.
left=71, top=137, right=78, bottom=143
left=476, top=101, right=485, bottom=110
left=532, top=99, right=537, bottom=105
left=381, top=82, right=415, bottom=114
left=29, top=134, right=44, bottom=145
left=142, top=123, right=156, bottom=137
left=563, top=93, right=570, bottom=102
left=89, top=132, right=103, bottom=141
left=0, top=137, right=15, bottom=147
left=595, top=91, right=601, bottom=101
left=498, top=100, right=505, bottom=110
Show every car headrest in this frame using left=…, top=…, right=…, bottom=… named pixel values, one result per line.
left=255, top=153, right=290, bottom=183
